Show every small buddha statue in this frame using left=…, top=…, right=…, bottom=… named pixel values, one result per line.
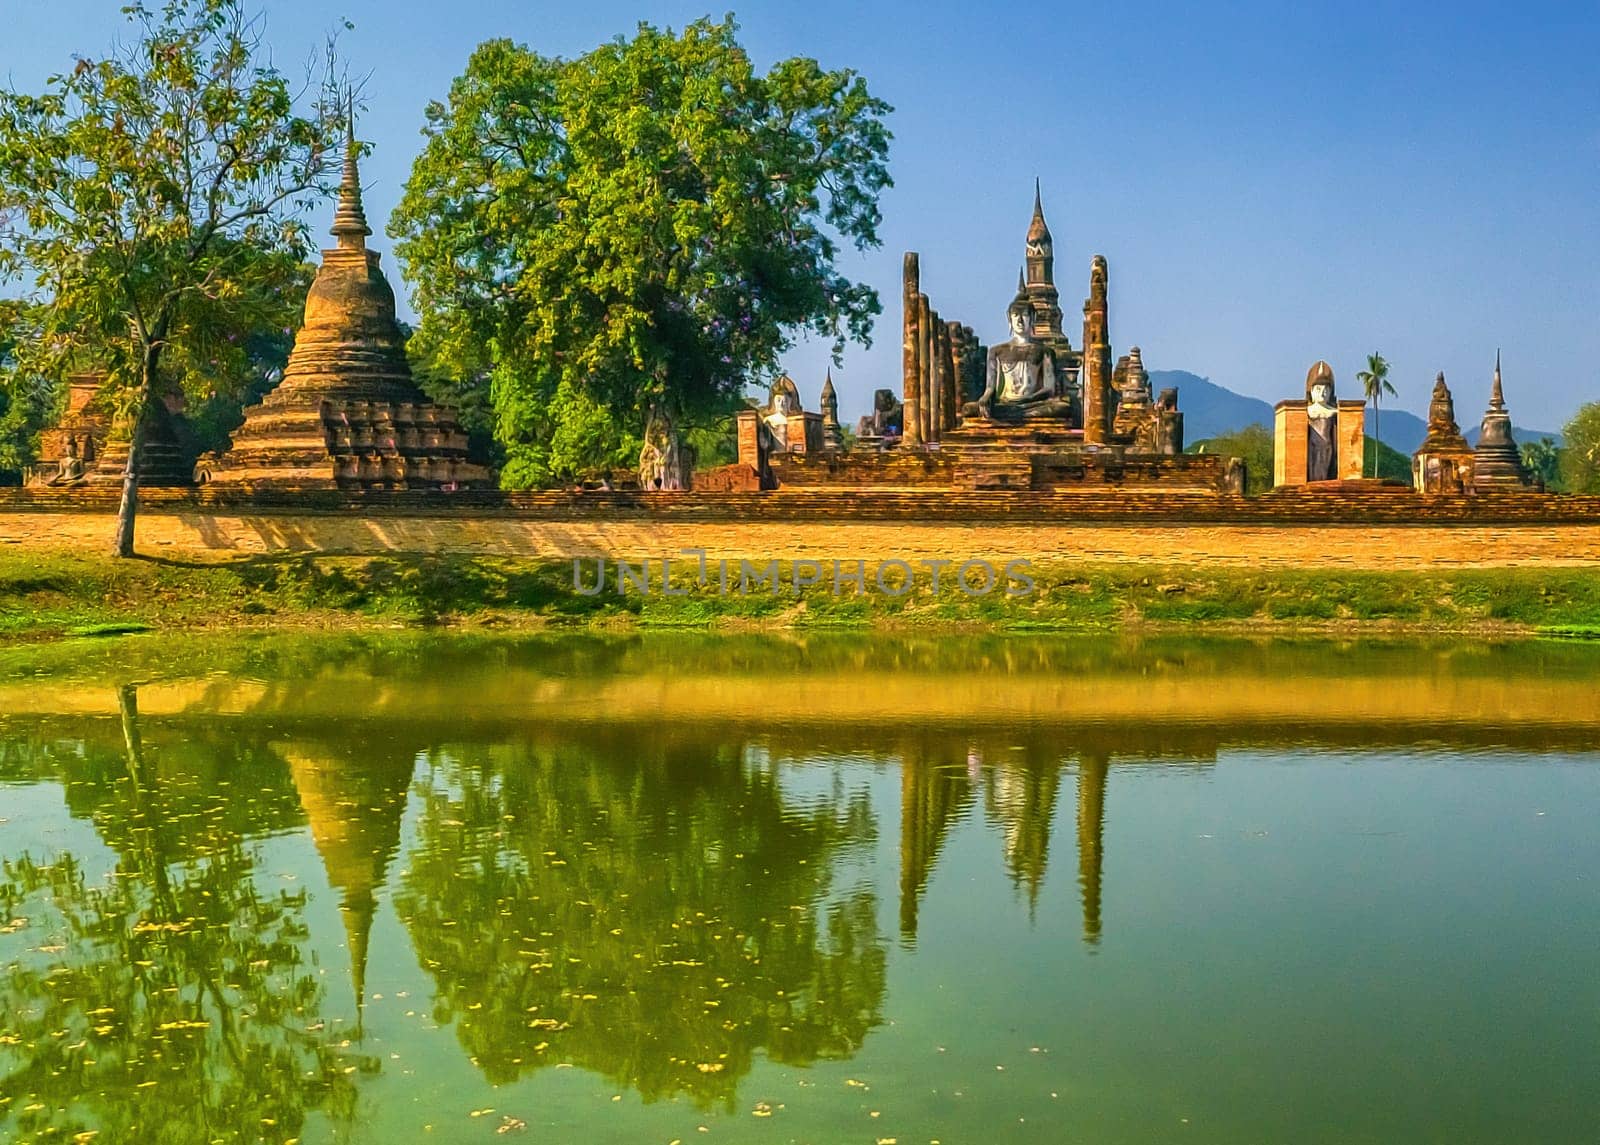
left=48, top=435, right=87, bottom=485
left=964, top=290, right=1072, bottom=423
left=1305, top=360, right=1339, bottom=481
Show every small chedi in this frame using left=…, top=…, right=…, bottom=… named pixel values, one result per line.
left=818, top=370, right=844, bottom=452
left=30, top=372, right=194, bottom=488
left=1472, top=352, right=1537, bottom=490
left=1412, top=372, right=1477, bottom=493
left=733, top=184, right=1220, bottom=493
left=1272, top=361, right=1366, bottom=486
left=197, top=125, right=489, bottom=491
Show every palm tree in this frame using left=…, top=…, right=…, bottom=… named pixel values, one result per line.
left=1356, top=352, right=1396, bottom=478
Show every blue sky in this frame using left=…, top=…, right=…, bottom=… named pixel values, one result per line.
left=4, top=0, right=1597, bottom=429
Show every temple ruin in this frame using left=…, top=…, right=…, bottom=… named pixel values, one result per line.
left=730, top=185, right=1224, bottom=493
left=196, top=123, right=490, bottom=491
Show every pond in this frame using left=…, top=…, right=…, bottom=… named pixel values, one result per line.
left=1, top=634, right=1598, bottom=1143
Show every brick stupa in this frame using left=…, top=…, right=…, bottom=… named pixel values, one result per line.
left=1473, top=351, right=1536, bottom=489
left=198, top=125, right=490, bottom=490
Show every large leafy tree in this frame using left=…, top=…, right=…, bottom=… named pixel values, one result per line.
left=391, top=19, right=893, bottom=486
left=1559, top=402, right=1600, bottom=494
left=0, top=0, right=345, bottom=556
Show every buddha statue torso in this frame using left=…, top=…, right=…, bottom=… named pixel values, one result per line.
left=964, top=293, right=1073, bottom=424
left=1304, top=361, right=1339, bottom=481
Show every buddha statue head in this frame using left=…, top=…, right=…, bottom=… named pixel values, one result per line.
left=1006, top=290, right=1036, bottom=343
left=1305, top=360, right=1336, bottom=413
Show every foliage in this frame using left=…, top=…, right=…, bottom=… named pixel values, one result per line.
left=398, top=740, right=884, bottom=1105
left=390, top=19, right=893, bottom=486
left=0, top=0, right=346, bottom=552
left=1559, top=402, right=1600, bottom=494
left=0, top=689, right=371, bottom=1142
left=1521, top=436, right=1564, bottom=492
left=1355, top=352, right=1396, bottom=477
left=1190, top=423, right=1273, bottom=493
left=0, top=302, right=56, bottom=476
left=1363, top=435, right=1411, bottom=483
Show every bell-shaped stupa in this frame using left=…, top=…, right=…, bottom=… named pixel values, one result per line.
left=198, top=118, right=490, bottom=490
left=1473, top=352, right=1536, bottom=489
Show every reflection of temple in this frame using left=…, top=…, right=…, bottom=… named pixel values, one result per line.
left=898, top=757, right=976, bottom=942
left=895, top=741, right=1135, bottom=946
left=285, top=743, right=415, bottom=1018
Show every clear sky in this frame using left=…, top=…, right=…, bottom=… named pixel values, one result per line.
left=5, top=0, right=1597, bottom=429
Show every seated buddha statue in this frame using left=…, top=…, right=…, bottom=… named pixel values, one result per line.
left=962, top=290, right=1074, bottom=423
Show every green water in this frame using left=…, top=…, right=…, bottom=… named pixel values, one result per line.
left=2, top=635, right=1598, bottom=1143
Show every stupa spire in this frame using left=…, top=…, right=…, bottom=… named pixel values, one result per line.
left=1490, top=349, right=1505, bottom=410
left=1027, top=176, right=1051, bottom=243
left=330, top=98, right=371, bottom=248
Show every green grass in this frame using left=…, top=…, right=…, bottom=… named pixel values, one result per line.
left=4, top=548, right=1600, bottom=643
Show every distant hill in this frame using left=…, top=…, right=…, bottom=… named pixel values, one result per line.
left=1153, top=370, right=1562, bottom=451
left=1148, top=371, right=1273, bottom=443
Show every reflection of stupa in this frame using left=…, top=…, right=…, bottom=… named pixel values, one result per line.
left=1075, top=754, right=1108, bottom=944
left=284, top=745, right=416, bottom=1017
left=197, top=120, right=490, bottom=490
left=897, top=755, right=976, bottom=943
left=983, top=762, right=1063, bottom=918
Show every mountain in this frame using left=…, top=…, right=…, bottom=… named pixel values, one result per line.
left=1148, top=371, right=1273, bottom=443
left=1154, top=370, right=1562, bottom=450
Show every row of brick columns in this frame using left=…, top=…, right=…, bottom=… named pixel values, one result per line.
left=902, top=252, right=976, bottom=447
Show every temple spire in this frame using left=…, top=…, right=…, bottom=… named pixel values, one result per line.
left=1490, top=349, right=1506, bottom=410
left=330, top=98, right=371, bottom=248
left=1026, top=177, right=1051, bottom=244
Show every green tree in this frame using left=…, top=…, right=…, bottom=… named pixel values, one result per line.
left=0, top=0, right=346, bottom=556
left=397, top=732, right=886, bottom=1106
left=1355, top=352, right=1396, bottom=477
left=0, top=302, right=55, bottom=479
left=1559, top=403, right=1600, bottom=494
left=390, top=19, right=893, bottom=486
left=1189, top=424, right=1274, bottom=494
left=1521, top=436, right=1564, bottom=492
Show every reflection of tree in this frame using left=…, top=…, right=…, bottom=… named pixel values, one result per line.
left=396, top=734, right=886, bottom=1108
left=0, top=686, right=371, bottom=1143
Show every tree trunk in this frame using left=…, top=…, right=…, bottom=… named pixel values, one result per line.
left=112, top=404, right=145, bottom=558
left=114, top=340, right=163, bottom=559
left=1374, top=402, right=1382, bottom=480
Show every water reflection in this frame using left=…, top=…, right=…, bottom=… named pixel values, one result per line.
left=3, top=633, right=1599, bottom=1138
left=0, top=687, right=373, bottom=1144
left=396, top=732, right=884, bottom=1106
